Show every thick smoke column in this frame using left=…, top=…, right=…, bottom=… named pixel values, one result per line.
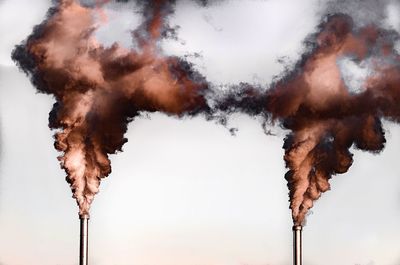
left=12, top=0, right=209, bottom=215
left=265, top=14, right=400, bottom=225
left=215, top=12, right=400, bottom=226
left=12, top=0, right=400, bottom=231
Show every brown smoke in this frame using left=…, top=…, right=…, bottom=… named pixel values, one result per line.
left=12, top=1, right=400, bottom=227
left=12, top=0, right=209, bottom=215
left=214, top=13, right=400, bottom=226
left=266, top=14, right=400, bottom=225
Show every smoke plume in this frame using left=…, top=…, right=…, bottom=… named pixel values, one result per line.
left=215, top=12, right=400, bottom=225
left=12, top=0, right=209, bottom=215
left=266, top=14, right=400, bottom=225
left=12, top=0, right=400, bottom=227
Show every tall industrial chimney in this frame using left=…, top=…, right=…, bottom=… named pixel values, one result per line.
left=79, top=214, right=90, bottom=265
left=292, top=225, right=302, bottom=265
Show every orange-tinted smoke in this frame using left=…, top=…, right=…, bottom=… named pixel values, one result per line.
left=266, top=14, right=400, bottom=225
left=12, top=0, right=209, bottom=215
left=13, top=0, right=400, bottom=227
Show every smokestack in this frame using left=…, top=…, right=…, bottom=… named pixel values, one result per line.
left=292, top=225, right=302, bottom=265
left=79, top=214, right=89, bottom=265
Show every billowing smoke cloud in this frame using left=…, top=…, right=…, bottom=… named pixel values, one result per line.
left=254, top=13, right=399, bottom=225
left=12, top=0, right=400, bottom=227
left=12, top=0, right=209, bottom=215
left=216, top=11, right=400, bottom=225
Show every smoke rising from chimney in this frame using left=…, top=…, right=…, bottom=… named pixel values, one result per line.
left=263, top=14, right=400, bottom=225
left=12, top=0, right=210, bottom=215
left=215, top=12, right=400, bottom=225
left=12, top=0, right=400, bottom=227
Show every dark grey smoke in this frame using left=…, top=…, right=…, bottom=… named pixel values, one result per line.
left=323, top=0, right=393, bottom=27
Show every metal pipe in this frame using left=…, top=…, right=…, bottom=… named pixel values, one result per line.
left=79, top=214, right=89, bottom=265
left=292, top=225, right=302, bottom=265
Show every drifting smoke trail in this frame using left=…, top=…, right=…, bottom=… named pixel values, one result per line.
left=12, top=0, right=209, bottom=215
left=11, top=0, right=400, bottom=227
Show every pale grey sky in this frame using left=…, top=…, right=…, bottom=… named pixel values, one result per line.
left=0, top=1, right=400, bottom=265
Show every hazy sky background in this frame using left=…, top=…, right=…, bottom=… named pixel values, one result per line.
left=0, top=0, right=400, bottom=265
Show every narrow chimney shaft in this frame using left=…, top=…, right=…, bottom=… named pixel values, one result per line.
left=79, top=214, right=89, bottom=265
left=292, top=225, right=302, bottom=265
